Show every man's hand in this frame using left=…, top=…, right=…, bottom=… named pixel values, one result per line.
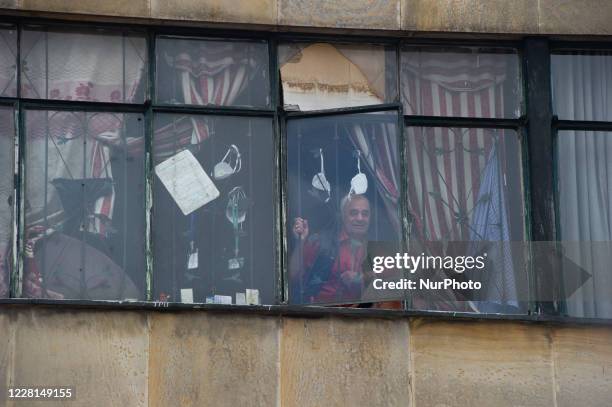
left=292, top=217, right=309, bottom=241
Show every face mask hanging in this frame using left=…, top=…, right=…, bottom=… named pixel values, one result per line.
left=225, top=186, right=248, bottom=270
left=311, top=148, right=331, bottom=202
left=214, top=144, right=242, bottom=180
left=349, top=150, right=368, bottom=196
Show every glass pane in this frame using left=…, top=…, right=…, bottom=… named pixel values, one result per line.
left=405, top=127, right=526, bottom=313
left=557, top=130, right=612, bottom=318
left=0, top=107, right=14, bottom=297
left=287, top=111, right=402, bottom=306
left=401, top=47, right=522, bottom=118
left=24, top=110, right=145, bottom=300
left=0, top=27, right=17, bottom=97
left=156, top=37, right=270, bottom=108
left=153, top=114, right=275, bottom=304
left=279, top=42, right=397, bottom=110
left=552, top=52, right=612, bottom=121
left=21, top=28, right=147, bottom=103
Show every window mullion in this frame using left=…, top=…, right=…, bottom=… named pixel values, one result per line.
left=524, top=37, right=559, bottom=315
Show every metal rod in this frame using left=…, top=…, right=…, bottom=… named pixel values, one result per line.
left=553, top=119, right=612, bottom=131
left=152, top=104, right=275, bottom=117
left=285, top=103, right=402, bottom=119
left=404, top=115, right=523, bottom=129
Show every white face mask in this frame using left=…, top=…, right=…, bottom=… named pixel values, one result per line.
left=311, top=148, right=331, bottom=202
left=350, top=151, right=368, bottom=196
left=214, top=144, right=242, bottom=180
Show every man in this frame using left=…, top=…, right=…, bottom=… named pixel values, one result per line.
left=291, top=194, right=372, bottom=304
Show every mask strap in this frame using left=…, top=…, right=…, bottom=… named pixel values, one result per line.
left=356, top=150, right=362, bottom=174
left=231, top=144, right=242, bottom=173
left=319, top=148, right=325, bottom=174
left=220, top=144, right=242, bottom=174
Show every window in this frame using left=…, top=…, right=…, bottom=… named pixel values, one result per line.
left=152, top=114, right=275, bottom=304
left=401, top=46, right=522, bottom=118
left=156, top=37, right=270, bottom=108
left=23, top=110, right=145, bottom=300
left=279, top=42, right=396, bottom=110
left=21, top=27, right=146, bottom=103
left=0, top=20, right=607, bottom=319
left=17, top=26, right=147, bottom=301
left=404, top=126, right=526, bottom=313
left=552, top=50, right=612, bottom=318
left=286, top=111, right=402, bottom=305
left=0, top=106, right=14, bottom=298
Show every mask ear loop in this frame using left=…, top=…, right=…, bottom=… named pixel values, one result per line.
left=231, top=144, right=241, bottom=174
left=319, top=148, right=330, bottom=202
left=349, top=150, right=362, bottom=199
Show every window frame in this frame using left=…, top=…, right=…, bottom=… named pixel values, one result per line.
left=0, top=15, right=606, bottom=322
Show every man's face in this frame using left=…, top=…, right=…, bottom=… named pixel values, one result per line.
left=342, top=196, right=370, bottom=239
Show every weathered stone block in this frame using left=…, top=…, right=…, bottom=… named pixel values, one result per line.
left=410, top=319, right=555, bottom=406
left=539, top=0, right=612, bottom=35
left=281, top=316, right=411, bottom=407
left=0, top=0, right=17, bottom=9
left=11, top=308, right=148, bottom=407
left=0, top=310, right=15, bottom=403
left=279, top=0, right=401, bottom=30
left=148, top=312, right=279, bottom=407
left=401, top=0, right=539, bottom=33
left=20, top=0, right=150, bottom=18
left=151, top=0, right=277, bottom=25
left=552, top=325, right=612, bottom=407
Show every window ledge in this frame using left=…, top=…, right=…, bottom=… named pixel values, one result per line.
left=0, top=298, right=610, bottom=326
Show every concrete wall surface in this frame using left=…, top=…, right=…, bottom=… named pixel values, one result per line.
left=0, top=0, right=611, bottom=35
left=0, top=306, right=610, bottom=406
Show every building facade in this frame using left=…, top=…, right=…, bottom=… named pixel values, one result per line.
left=0, top=1, right=611, bottom=406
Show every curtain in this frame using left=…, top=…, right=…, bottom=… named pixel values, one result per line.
left=23, top=32, right=146, bottom=234
left=154, top=43, right=256, bottom=158
left=553, top=53, right=612, bottom=318
left=401, top=51, right=517, bottom=311
left=349, top=122, right=401, bottom=236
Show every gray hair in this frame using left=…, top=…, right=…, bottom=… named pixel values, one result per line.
left=340, top=193, right=369, bottom=215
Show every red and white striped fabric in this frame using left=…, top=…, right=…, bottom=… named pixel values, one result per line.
left=26, top=112, right=129, bottom=235
left=401, top=51, right=509, bottom=245
left=153, top=44, right=252, bottom=157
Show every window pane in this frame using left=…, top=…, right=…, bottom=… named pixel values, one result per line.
left=156, top=37, right=270, bottom=108
left=0, top=107, right=14, bottom=297
left=401, top=47, right=522, bottom=118
left=0, top=27, right=17, bottom=97
left=24, top=110, right=145, bottom=300
left=153, top=114, right=275, bottom=304
left=552, top=52, right=612, bottom=121
left=557, top=130, right=612, bottom=318
left=21, top=28, right=147, bottom=103
left=405, top=127, right=526, bottom=313
left=279, top=42, right=397, bottom=110
left=287, top=111, right=402, bottom=305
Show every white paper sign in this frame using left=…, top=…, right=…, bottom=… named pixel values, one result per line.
left=180, top=288, right=194, bottom=304
left=155, top=149, right=220, bottom=215
left=236, top=292, right=246, bottom=305
left=245, top=289, right=260, bottom=305
left=214, top=295, right=232, bottom=305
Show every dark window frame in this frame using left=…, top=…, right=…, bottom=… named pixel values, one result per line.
left=0, top=15, right=605, bottom=321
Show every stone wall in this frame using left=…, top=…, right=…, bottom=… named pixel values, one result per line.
left=0, top=306, right=610, bottom=406
left=0, top=0, right=610, bottom=35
